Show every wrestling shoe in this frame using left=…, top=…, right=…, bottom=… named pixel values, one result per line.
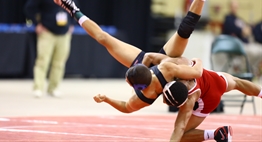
left=214, top=126, right=233, bottom=142
left=33, top=90, right=43, bottom=98
left=60, top=0, right=80, bottom=16
left=48, top=89, right=62, bottom=98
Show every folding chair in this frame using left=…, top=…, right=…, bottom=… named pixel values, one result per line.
left=210, top=34, right=256, bottom=115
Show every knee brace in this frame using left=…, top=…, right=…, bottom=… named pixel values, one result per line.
left=177, top=11, right=201, bottom=39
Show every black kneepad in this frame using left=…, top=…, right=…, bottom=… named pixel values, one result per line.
left=177, top=11, right=201, bottom=39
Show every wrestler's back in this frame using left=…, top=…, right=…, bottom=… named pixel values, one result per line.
left=162, top=56, right=192, bottom=66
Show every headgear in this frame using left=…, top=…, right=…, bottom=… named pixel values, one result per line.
left=163, top=81, right=188, bottom=107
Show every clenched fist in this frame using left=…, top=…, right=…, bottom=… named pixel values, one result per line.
left=93, top=94, right=106, bottom=103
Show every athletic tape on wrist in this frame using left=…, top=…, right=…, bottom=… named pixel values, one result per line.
left=78, top=16, right=89, bottom=26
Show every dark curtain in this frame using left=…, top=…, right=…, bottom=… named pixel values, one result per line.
left=0, top=0, right=152, bottom=51
left=0, top=0, right=153, bottom=78
left=0, top=0, right=27, bottom=23
left=111, top=0, right=152, bottom=51
left=75, top=0, right=152, bottom=51
left=78, top=0, right=114, bottom=25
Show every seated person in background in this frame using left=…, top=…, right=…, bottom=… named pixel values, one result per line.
left=253, top=20, right=262, bottom=44
left=222, top=0, right=262, bottom=78
left=222, top=0, right=252, bottom=43
left=252, top=20, right=262, bottom=79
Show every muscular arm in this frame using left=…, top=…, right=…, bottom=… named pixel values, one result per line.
left=103, top=96, right=134, bottom=113
left=169, top=91, right=200, bottom=142
left=94, top=91, right=150, bottom=113
left=143, top=52, right=192, bottom=66
left=142, top=52, right=169, bottom=67
left=162, top=58, right=203, bottom=79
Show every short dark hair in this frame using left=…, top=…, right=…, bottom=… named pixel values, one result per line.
left=163, top=81, right=188, bottom=107
left=125, top=64, right=152, bottom=90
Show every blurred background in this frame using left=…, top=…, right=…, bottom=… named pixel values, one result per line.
left=0, top=0, right=261, bottom=116
left=0, top=0, right=261, bottom=79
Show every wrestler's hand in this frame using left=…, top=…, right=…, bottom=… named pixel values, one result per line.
left=191, top=58, right=201, bottom=65
left=93, top=94, right=106, bottom=103
left=191, top=58, right=199, bottom=62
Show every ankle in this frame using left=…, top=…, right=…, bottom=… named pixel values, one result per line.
left=74, top=11, right=84, bottom=20
left=204, top=130, right=215, bottom=140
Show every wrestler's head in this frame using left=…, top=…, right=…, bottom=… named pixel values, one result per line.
left=162, top=81, right=188, bottom=107
left=125, top=64, right=152, bottom=90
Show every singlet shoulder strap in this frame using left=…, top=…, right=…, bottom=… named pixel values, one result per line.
left=150, top=66, right=168, bottom=88
left=135, top=90, right=156, bottom=104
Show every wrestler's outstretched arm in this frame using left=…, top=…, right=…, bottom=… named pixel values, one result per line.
left=169, top=90, right=200, bottom=142
left=93, top=91, right=150, bottom=113
left=163, top=0, right=205, bottom=57
left=54, top=0, right=141, bottom=68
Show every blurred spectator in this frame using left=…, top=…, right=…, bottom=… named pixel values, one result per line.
left=24, top=0, right=75, bottom=98
left=253, top=21, right=262, bottom=44
left=222, top=0, right=252, bottom=43
left=252, top=20, right=262, bottom=80
left=221, top=0, right=262, bottom=80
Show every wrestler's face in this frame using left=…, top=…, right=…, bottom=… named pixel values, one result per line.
left=162, top=93, right=188, bottom=107
left=162, top=95, right=171, bottom=106
left=163, top=95, right=167, bottom=104
left=125, top=77, right=132, bottom=87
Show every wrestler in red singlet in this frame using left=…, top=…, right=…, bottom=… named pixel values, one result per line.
left=189, top=69, right=227, bottom=117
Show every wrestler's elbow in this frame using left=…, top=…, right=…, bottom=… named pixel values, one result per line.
left=196, top=68, right=203, bottom=78
left=143, top=53, right=153, bottom=66
left=191, top=65, right=203, bottom=78
left=124, top=109, right=134, bottom=113
left=125, top=103, right=139, bottom=113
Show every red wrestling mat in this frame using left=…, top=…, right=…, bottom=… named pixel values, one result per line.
left=0, top=114, right=261, bottom=142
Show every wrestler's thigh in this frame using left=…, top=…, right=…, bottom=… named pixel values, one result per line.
left=184, top=114, right=206, bottom=132
left=221, top=72, right=237, bottom=92
left=106, top=37, right=142, bottom=67
left=163, top=32, right=188, bottom=57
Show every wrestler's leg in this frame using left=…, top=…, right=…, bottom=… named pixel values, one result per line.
left=81, top=19, right=142, bottom=68
left=55, top=0, right=142, bottom=68
left=222, top=72, right=262, bottom=97
left=180, top=114, right=233, bottom=142
left=179, top=115, right=206, bottom=142
left=163, top=0, right=205, bottom=57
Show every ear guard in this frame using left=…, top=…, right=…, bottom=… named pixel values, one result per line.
left=163, top=81, right=188, bottom=107
left=133, top=84, right=148, bottom=90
